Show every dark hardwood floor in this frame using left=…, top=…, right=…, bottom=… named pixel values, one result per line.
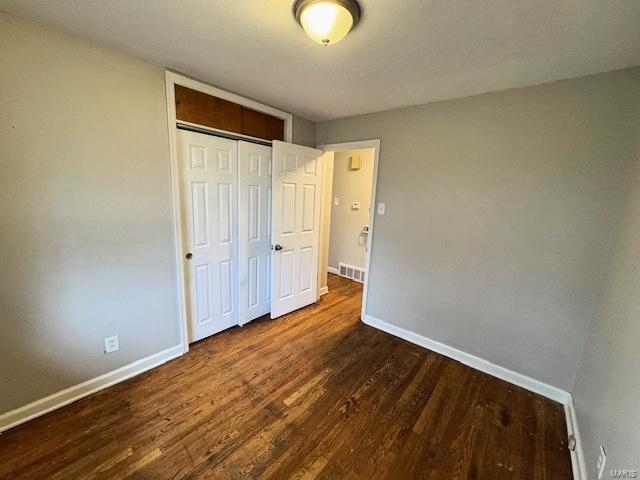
left=0, top=274, right=572, bottom=479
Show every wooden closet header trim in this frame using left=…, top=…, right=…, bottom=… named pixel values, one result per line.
left=175, top=85, right=285, bottom=142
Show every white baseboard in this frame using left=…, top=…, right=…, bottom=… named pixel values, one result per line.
left=327, top=266, right=339, bottom=275
left=0, top=344, right=184, bottom=433
left=319, top=286, right=329, bottom=296
left=362, top=314, right=583, bottom=478
left=362, top=315, right=571, bottom=404
left=564, top=398, right=587, bottom=480
left=1, top=317, right=585, bottom=479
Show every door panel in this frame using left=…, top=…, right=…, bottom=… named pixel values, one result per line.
left=280, top=183, right=296, bottom=234
left=265, top=253, right=272, bottom=302
left=195, top=264, right=211, bottom=324
left=218, top=183, right=232, bottom=243
left=177, top=129, right=238, bottom=342
left=279, top=249, right=295, bottom=300
left=219, top=259, right=234, bottom=315
left=191, top=183, right=209, bottom=247
left=299, top=246, right=313, bottom=292
left=238, top=141, right=272, bottom=325
left=271, top=141, right=324, bottom=319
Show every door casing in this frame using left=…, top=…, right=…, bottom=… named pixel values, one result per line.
left=316, top=140, right=381, bottom=322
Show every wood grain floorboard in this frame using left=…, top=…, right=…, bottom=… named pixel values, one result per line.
left=0, top=274, right=573, bottom=479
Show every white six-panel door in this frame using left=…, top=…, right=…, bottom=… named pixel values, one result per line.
left=177, top=130, right=238, bottom=342
left=238, top=141, right=272, bottom=325
left=177, top=132, right=324, bottom=337
left=271, top=141, right=324, bottom=319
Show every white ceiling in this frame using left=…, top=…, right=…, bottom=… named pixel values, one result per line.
left=2, top=0, right=640, bottom=121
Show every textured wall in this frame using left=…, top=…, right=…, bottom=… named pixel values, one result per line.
left=574, top=133, right=640, bottom=475
left=317, top=68, right=640, bottom=390
left=292, top=115, right=316, bottom=147
left=0, top=12, right=181, bottom=413
left=328, top=149, right=374, bottom=271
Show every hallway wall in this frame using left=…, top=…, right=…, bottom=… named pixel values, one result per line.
left=328, top=149, right=374, bottom=271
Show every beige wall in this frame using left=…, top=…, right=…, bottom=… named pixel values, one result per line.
left=317, top=68, right=640, bottom=390
left=0, top=11, right=318, bottom=415
left=0, top=12, right=182, bottom=413
left=573, top=143, right=640, bottom=475
left=328, top=149, right=374, bottom=271
left=292, top=115, right=316, bottom=147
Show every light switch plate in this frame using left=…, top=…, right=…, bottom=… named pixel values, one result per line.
left=104, top=335, right=119, bottom=354
left=334, top=197, right=340, bottom=206
left=377, top=203, right=386, bottom=215
left=352, top=202, right=360, bottom=210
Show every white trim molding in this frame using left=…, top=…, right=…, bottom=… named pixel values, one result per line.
left=362, top=315, right=571, bottom=404
left=564, top=398, right=587, bottom=480
left=362, top=314, right=584, bottom=479
left=0, top=344, right=183, bottom=433
left=165, top=72, right=191, bottom=354
left=317, top=140, right=381, bottom=322
left=165, top=71, right=293, bottom=142
left=319, top=286, right=329, bottom=296
left=327, top=266, right=340, bottom=275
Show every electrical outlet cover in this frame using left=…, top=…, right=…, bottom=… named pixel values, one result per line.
left=104, top=335, right=119, bottom=354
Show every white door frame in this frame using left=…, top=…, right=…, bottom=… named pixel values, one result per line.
left=165, top=70, right=293, bottom=353
left=316, top=139, right=381, bottom=321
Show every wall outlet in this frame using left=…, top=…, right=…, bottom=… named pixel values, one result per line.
left=597, top=445, right=607, bottom=479
left=104, top=335, right=119, bottom=354
left=377, top=202, right=386, bottom=215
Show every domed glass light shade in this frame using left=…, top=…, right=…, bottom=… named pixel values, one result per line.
left=293, top=0, right=361, bottom=46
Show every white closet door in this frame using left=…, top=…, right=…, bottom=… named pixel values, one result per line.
left=177, top=129, right=238, bottom=342
left=238, top=141, right=272, bottom=325
left=271, top=140, right=324, bottom=319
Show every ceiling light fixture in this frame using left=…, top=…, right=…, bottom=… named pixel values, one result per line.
left=293, top=0, right=361, bottom=46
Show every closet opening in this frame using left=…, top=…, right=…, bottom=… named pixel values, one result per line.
left=166, top=71, right=380, bottom=349
left=167, top=72, right=289, bottom=349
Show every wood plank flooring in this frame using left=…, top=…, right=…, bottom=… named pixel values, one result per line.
left=0, top=274, right=573, bottom=479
